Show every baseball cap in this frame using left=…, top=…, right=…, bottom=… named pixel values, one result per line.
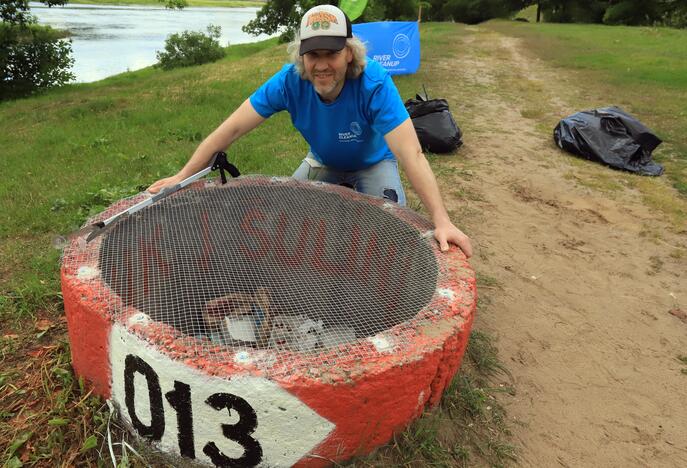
left=299, top=4, right=352, bottom=56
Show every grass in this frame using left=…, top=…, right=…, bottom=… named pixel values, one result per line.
left=0, top=38, right=284, bottom=241
left=678, top=355, right=687, bottom=375
left=0, top=322, right=108, bottom=466
left=487, top=21, right=687, bottom=199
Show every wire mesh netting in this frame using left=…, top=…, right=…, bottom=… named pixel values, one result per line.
left=62, top=177, right=458, bottom=374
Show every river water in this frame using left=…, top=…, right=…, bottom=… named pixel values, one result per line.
left=30, top=2, right=272, bottom=83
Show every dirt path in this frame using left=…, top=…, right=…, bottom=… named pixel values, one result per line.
left=425, top=26, right=687, bottom=467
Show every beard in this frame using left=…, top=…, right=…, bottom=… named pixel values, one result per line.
left=313, top=79, right=339, bottom=97
left=308, top=69, right=345, bottom=101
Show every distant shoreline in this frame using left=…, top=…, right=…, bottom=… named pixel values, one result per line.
left=64, top=0, right=265, bottom=8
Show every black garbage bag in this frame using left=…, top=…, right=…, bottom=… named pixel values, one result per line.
left=405, top=92, right=462, bottom=154
left=554, top=106, right=663, bottom=176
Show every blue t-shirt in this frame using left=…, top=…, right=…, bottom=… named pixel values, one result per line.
left=249, top=59, right=409, bottom=171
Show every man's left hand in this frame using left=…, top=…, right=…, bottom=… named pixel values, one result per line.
left=434, top=222, right=473, bottom=258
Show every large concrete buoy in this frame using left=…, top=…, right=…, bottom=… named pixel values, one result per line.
left=61, top=177, right=476, bottom=467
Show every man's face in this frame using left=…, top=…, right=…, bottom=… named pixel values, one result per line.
left=303, top=47, right=353, bottom=101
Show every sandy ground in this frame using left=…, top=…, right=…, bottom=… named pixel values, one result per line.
left=427, top=26, right=687, bottom=467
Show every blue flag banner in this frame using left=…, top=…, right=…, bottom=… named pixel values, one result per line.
left=351, top=21, right=420, bottom=75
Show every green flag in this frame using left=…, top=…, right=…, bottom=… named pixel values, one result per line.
left=339, top=0, right=368, bottom=21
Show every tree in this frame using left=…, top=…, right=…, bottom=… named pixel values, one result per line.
left=242, top=0, right=421, bottom=41
left=440, top=0, right=529, bottom=24
left=241, top=0, right=686, bottom=38
left=243, top=0, right=326, bottom=42
left=536, top=0, right=606, bottom=23
left=536, top=0, right=541, bottom=22
left=1, top=0, right=74, bottom=100
left=1, top=0, right=70, bottom=23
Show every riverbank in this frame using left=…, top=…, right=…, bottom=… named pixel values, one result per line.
left=31, top=2, right=271, bottom=83
left=69, top=0, right=264, bottom=7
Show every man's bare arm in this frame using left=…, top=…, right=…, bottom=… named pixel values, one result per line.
left=148, top=99, right=265, bottom=193
left=384, top=118, right=473, bottom=257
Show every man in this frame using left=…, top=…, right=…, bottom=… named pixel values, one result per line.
left=149, top=4, right=472, bottom=258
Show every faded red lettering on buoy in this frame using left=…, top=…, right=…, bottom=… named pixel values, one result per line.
left=341, top=224, right=361, bottom=277
left=240, top=208, right=270, bottom=259
left=311, top=219, right=342, bottom=276
left=198, top=211, right=212, bottom=272
left=360, top=232, right=380, bottom=282
left=139, top=224, right=169, bottom=301
left=274, top=213, right=309, bottom=267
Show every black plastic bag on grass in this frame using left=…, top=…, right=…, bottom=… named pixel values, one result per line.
left=405, top=91, right=462, bottom=154
left=554, top=106, right=663, bottom=176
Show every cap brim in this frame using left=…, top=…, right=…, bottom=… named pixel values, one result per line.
left=299, top=36, right=347, bottom=56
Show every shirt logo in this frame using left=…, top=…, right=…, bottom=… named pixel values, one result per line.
left=338, top=121, right=364, bottom=143
left=306, top=12, right=338, bottom=31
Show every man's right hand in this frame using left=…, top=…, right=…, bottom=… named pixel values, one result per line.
left=147, top=174, right=184, bottom=194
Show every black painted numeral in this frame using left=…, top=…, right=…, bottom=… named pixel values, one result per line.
left=124, top=354, right=164, bottom=440
left=203, top=393, right=263, bottom=467
left=165, top=380, right=195, bottom=458
left=123, top=355, right=262, bottom=467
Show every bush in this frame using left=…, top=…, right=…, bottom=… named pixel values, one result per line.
left=542, top=0, right=606, bottom=23
left=156, top=25, right=226, bottom=70
left=664, top=9, right=687, bottom=27
left=442, top=0, right=527, bottom=24
left=0, top=23, right=74, bottom=100
left=603, top=0, right=661, bottom=25
left=382, top=0, right=418, bottom=20
left=661, top=0, right=687, bottom=27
